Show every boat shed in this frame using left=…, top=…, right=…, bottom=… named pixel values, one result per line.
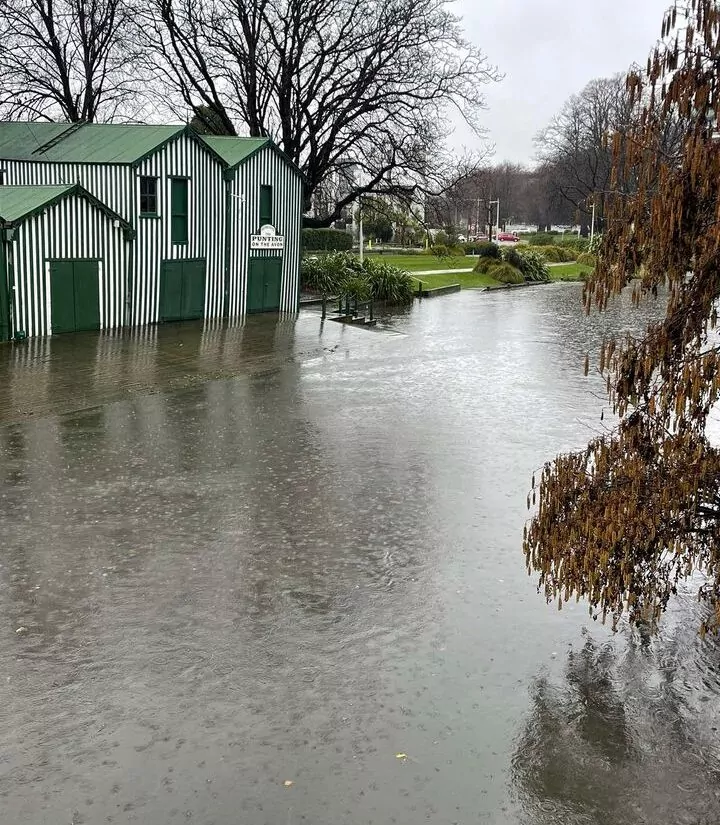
left=0, top=184, right=132, bottom=339
left=0, top=122, right=305, bottom=340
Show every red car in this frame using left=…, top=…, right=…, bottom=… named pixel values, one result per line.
left=497, top=232, right=519, bottom=242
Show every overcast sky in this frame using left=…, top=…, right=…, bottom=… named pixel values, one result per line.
left=452, top=0, right=669, bottom=165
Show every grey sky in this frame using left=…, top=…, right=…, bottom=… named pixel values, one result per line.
left=452, top=0, right=670, bottom=165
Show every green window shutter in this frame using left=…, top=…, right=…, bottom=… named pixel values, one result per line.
left=171, top=178, right=188, bottom=244
left=259, top=185, right=273, bottom=225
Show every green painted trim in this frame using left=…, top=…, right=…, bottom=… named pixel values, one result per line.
left=139, top=213, right=160, bottom=219
left=226, top=141, right=309, bottom=184
left=1, top=183, right=132, bottom=229
left=223, top=177, right=231, bottom=319
left=129, top=124, right=229, bottom=169
left=129, top=127, right=186, bottom=167
left=0, top=230, right=9, bottom=341
left=125, top=171, right=137, bottom=329
left=78, top=186, right=133, bottom=230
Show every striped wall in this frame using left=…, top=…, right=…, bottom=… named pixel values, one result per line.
left=1, top=134, right=303, bottom=337
left=134, top=135, right=225, bottom=326
left=227, top=146, right=304, bottom=316
left=3, top=160, right=132, bottom=218
left=7, top=194, right=127, bottom=337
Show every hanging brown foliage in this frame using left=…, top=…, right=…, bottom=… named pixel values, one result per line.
left=524, top=0, right=720, bottom=636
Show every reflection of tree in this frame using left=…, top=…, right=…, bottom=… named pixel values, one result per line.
left=511, top=631, right=720, bottom=825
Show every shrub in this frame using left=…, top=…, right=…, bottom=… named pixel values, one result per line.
left=524, top=232, right=560, bottom=246
left=476, top=241, right=501, bottom=259
left=430, top=243, right=450, bottom=258
left=527, top=244, right=576, bottom=263
left=300, top=252, right=414, bottom=304
left=517, top=249, right=550, bottom=282
left=301, top=251, right=362, bottom=294
left=556, top=236, right=591, bottom=252
left=343, top=274, right=371, bottom=300
left=577, top=252, right=597, bottom=267
left=491, top=263, right=525, bottom=284
left=502, top=247, right=550, bottom=282
left=302, top=228, right=353, bottom=251
left=473, top=257, right=499, bottom=274
left=363, top=259, right=415, bottom=304
left=502, top=246, right=524, bottom=270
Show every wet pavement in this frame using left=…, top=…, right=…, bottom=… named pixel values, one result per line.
left=1, top=286, right=719, bottom=824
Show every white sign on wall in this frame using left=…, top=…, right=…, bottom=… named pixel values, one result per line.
left=250, top=224, right=284, bottom=250
left=250, top=235, right=285, bottom=249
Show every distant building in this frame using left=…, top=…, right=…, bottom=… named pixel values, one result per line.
left=0, top=122, right=304, bottom=339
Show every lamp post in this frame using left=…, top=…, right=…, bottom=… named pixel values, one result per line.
left=358, top=195, right=364, bottom=265
left=589, top=200, right=596, bottom=246
left=488, top=199, right=500, bottom=241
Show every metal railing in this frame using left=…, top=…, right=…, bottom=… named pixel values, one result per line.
left=321, top=294, right=374, bottom=322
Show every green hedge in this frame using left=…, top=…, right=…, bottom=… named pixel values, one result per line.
left=302, top=228, right=353, bottom=251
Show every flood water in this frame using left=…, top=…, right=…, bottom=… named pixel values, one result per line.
left=1, top=285, right=719, bottom=824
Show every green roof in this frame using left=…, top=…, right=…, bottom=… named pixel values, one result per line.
left=0, top=122, right=187, bottom=164
left=199, top=136, right=270, bottom=167
left=0, top=185, right=75, bottom=222
left=32, top=124, right=185, bottom=163
left=0, top=123, right=76, bottom=160
left=0, top=184, right=130, bottom=227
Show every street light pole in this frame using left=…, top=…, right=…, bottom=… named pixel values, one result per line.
left=358, top=195, right=364, bottom=265
left=488, top=199, right=499, bottom=241
left=590, top=201, right=596, bottom=246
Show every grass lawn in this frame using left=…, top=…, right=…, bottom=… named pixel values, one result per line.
left=363, top=253, right=473, bottom=272
left=409, top=271, right=502, bottom=290
left=548, top=263, right=593, bottom=281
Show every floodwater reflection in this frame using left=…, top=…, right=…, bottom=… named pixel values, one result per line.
left=1, top=286, right=716, bottom=824
left=513, top=610, right=720, bottom=825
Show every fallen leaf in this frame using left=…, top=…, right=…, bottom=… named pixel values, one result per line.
left=283, top=780, right=294, bottom=787
left=395, top=753, right=407, bottom=760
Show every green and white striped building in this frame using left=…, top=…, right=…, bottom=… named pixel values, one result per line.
left=0, top=122, right=304, bottom=339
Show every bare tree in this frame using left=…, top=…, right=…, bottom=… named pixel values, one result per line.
left=138, top=0, right=500, bottom=223
left=0, top=0, right=138, bottom=122
left=534, top=75, right=637, bottom=226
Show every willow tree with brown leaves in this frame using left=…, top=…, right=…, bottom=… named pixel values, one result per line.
left=524, top=0, right=720, bottom=636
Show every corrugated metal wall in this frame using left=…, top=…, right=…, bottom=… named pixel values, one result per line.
left=134, top=136, right=225, bottom=326
left=3, top=161, right=132, bottom=217
left=8, top=195, right=127, bottom=337
left=227, top=146, right=303, bottom=316
left=1, top=135, right=303, bottom=336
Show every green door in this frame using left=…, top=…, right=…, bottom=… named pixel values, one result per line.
left=50, top=260, right=99, bottom=334
left=72, top=261, right=101, bottom=331
left=247, top=259, right=266, bottom=314
left=0, top=237, right=10, bottom=341
left=263, top=258, right=282, bottom=312
left=247, top=257, right=282, bottom=314
left=159, top=261, right=184, bottom=321
left=159, top=259, right=206, bottom=322
left=182, top=260, right=205, bottom=320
